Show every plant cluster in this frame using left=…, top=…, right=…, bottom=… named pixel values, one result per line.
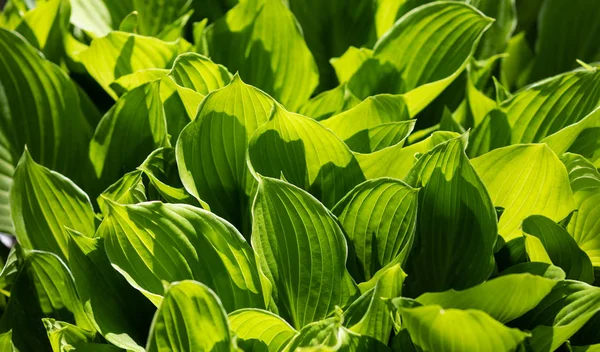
left=0, top=0, right=599, bottom=351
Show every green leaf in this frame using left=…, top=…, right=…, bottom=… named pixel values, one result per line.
left=167, top=52, right=232, bottom=95
left=80, top=31, right=181, bottom=98
left=524, top=233, right=553, bottom=264
left=344, top=264, right=407, bottom=343
left=14, top=0, right=70, bottom=64
left=251, top=177, right=358, bottom=328
left=499, top=262, right=566, bottom=281
left=404, top=134, right=498, bottom=295
left=118, top=11, right=139, bottom=32
left=0, top=331, right=16, bottom=352
left=283, top=314, right=390, bottom=352
left=0, top=250, right=95, bottom=351
left=147, top=280, right=233, bottom=352
left=159, top=76, right=203, bottom=144
left=69, top=0, right=133, bottom=37
left=43, top=319, right=97, bottom=352
left=133, top=0, right=192, bottom=38
left=332, top=178, right=418, bottom=282
left=229, top=309, right=297, bottom=352
left=471, top=144, right=576, bottom=241
left=528, top=0, right=600, bottom=82
left=514, top=281, right=600, bottom=352
left=543, top=107, right=600, bottom=167
left=522, top=215, right=595, bottom=283
left=177, top=74, right=274, bottom=232
left=330, top=46, right=373, bottom=85
left=499, top=31, right=533, bottom=91
left=248, top=104, right=365, bottom=209
left=97, top=170, right=147, bottom=213
left=344, top=121, right=415, bottom=154
left=68, top=229, right=153, bottom=352
left=416, top=273, right=557, bottom=323
left=10, top=150, right=96, bottom=262
left=110, top=68, right=169, bottom=95
left=471, top=67, right=600, bottom=156
left=471, top=0, right=516, bottom=59
left=90, top=82, right=169, bottom=193
left=0, top=28, right=95, bottom=234
left=99, top=201, right=264, bottom=310
left=356, top=131, right=459, bottom=181
left=401, top=305, right=530, bottom=352
left=298, top=83, right=360, bottom=121
left=138, top=147, right=203, bottom=208
left=562, top=153, right=600, bottom=266
left=203, top=0, right=318, bottom=110
left=349, top=2, right=493, bottom=112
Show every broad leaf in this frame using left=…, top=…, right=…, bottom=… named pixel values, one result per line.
left=404, top=135, right=498, bottom=295
left=0, top=28, right=94, bottom=234
left=97, top=170, right=147, bottom=213
left=344, top=121, right=416, bottom=154
left=203, top=0, right=318, bottom=110
left=471, top=144, right=575, bottom=241
left=177, top=74, right=273, bottom=232
left=251, top=177, right=358, bottom=328
left=167, top=52, right=232, bottom=95
left=401, top=305, right=530, bottom=352
left=69, top=0, right=133, bottom=37
left=133, top=0, right=192, bottom=38
left=10, top=150, right=95, bottom=262
left=522, top=215, right=595, bottom=283
left=0, top=250, right=94, bottom=351
left=248, top=104, right=365, bottom=209
left=562, top=153, right=600, bottom=266
left=99, top=201, right=264, bottom=310
left=416, top=273, right=557, bottom=323
left=332, top=178, right=418, bottom=282
left=344, top=264, right=406, bottom=343
left=298, top=83, right=360, bottom=121
left=229, top=309, right=297, bottom=352
left=80, top=31, right=181, bottom=98
left=89, top=82, right=169, bottom=193
left=147, top=281, right=232, bottom=352
left=68, top=229, right=154, bottom=352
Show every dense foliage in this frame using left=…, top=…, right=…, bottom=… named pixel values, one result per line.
left=0, top=0, right=599, bottom=351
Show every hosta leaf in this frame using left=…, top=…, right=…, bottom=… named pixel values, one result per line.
left=68, top=229, right=154, bottom=352
left=80, top=31, right=181, bottom=98
left=159, top=77, right=204, bottom=144
left=0, top=331, right=15, bottom=352
left=344, top=264, right=406, bottom=343
left=514, top=281, right=600, bottom=352
left=356, top=131, right=459, bottom=181
left=562, top=153, right=600, bottom=266
left=522, top=215, right=595, bottom=283
left=349, top=2, right=493, bottom=112
left=133, top=0, right=192, bottom=38
left=332, top=178, right=418, bottom=282
left=43, top=319, right=96, bottom=352
left=471, top=67, right=600, bottom=156
left=298, top=83, right=360, bottom=121
left=500, top=31, right=533, bottom=91
left=110, top=68, right=169, bottom=95
left=0, top=250, right=94, bottom=351
left=177, top=74, right=274, bottom=232
left=344, top=121, right=415, bottom=154
left=499, top=262, right=566, bottom=281
left=97, top=170, right=147, bottom=213
left=248, top=104, right=365, bottom=209
left=330, top=46, right=373, bottom=85
left=543, top=107, right=600, bottom=167
left=524, top=233, right=553, bottom=264
left=471, top=0, right=516, bottom=59
left=284, top=315, right=390, bottom=352
left=69, top=0, right=133, bottom=37
left=203, top=0, right=318, bottom=110
left=14, top=0, right=70, bottom=64
left=10, top=150, right=95, bottom=262
left=416, top=273, right=557, bottom=323
left=90, top=82, right=169, bottom=193
left=404, top=135, right=498, bottom=295
left=401, top=306, right=530, bottom=352
left=472, top=144, right=575, bottom=241
left=229, top=309, right=297, bottom=352
left=322, top=95, right=409, bottom=142
left=528, top=0, right=600, bottom=82
left=99, top=201, right=264, bottom=310
left=147, top=281, right=232, bottom=352
left=0, top=28, right=94, bottom=234
left=167, top=52, right=232, bottom=95
left=251, top=177, right=358, bottom=328
left=138, top=147, right=202, bottom=207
